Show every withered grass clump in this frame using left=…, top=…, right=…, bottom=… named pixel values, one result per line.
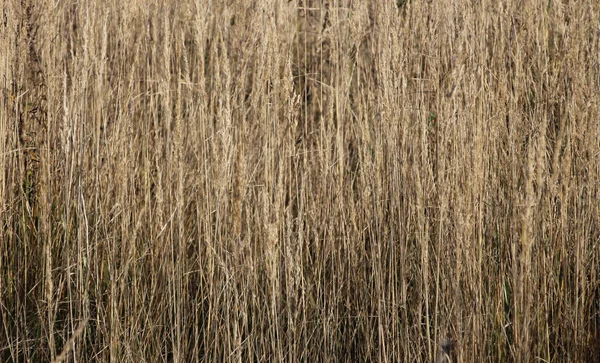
left=1, top=0, right=599, bottom=361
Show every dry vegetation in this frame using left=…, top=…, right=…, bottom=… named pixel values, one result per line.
left=1, top=0, right=599, bottom=361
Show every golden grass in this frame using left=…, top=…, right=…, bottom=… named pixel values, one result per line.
left=1, top=0, right=599, bottom=361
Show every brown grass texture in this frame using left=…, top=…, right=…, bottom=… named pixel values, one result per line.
left=1, top=0, right=599, bottom=361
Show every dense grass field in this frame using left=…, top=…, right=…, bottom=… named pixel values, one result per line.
left=1, top=0, right=599, bottom=361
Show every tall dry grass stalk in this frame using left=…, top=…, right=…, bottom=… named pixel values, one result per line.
left=1, top=0, right=599, bottom=361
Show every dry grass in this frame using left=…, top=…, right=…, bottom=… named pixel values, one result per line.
left=1, top=0, right=599, bottom=361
